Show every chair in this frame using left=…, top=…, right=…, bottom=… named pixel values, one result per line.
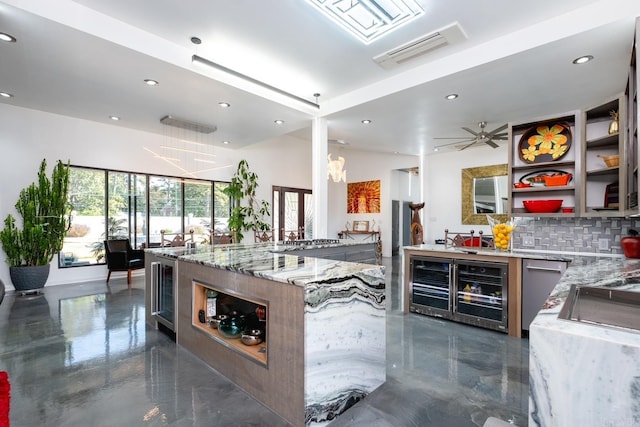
left=444, top=229, right=494, bottom=249
left=104, top=239, right=145, bottom=286
left=160, top=230, right=194, bottom=247
left=254, top=230, right=273, bottom=242
left=211, top=231, right=233, bottom=245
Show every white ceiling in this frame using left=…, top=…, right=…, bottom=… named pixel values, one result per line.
left=0, top=0, right=639, bottom=156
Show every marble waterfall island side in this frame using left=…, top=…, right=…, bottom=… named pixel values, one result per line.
left=167, top=244, right=385, bottom=427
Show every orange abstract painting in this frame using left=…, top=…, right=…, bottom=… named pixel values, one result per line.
left=347, top=180, right=381, bottom=213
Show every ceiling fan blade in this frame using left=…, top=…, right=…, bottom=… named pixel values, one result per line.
left=487, top=124, right=508, bottom=136
left=433, top=136, right=476, bottom=140
left=461, top=127, right=479, bottom=136
left=459, top=140, right=479, bottom=151
left=490, top=135, right=508, bottom=140
left=484, top=139, right=499, bottom=148
left=434, top=139, right=475, bottom=149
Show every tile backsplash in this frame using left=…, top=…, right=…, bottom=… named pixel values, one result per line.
left=513, top=217, right=640, bottom=254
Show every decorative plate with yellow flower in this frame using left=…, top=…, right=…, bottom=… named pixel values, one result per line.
left=518, top=122, right=572, bottom=164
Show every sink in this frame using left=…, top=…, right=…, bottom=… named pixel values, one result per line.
left=558, top=285, right=640, bottom=332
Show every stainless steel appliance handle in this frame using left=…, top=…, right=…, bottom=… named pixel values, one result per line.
left=450, top=262, right=457, bottom=312
left=525, top=266, right=564, bottom=273
left=151, top=261, right=160, bottom=315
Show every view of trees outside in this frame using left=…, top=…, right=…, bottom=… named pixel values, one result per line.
left=60, top=167, right=230, bottom=267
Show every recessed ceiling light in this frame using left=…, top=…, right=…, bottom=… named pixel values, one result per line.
left=222, top=141, right=230, bottom=145
left=0, top=33, right=16, bottom=43
left=0, top=92, right=14, bottom=98
left=109, top=116, right=120, bottom=121
left=361, top=119, right=372, bottom=124
left=445, top=93, right=458, bottom=100
left=144, top=79, right=159, bottom=86
left=572, top=55, right=593, bottom=64
left=433, top=147, right=439, bottom=152
left=274, top=119, right=284, bottom=125
left=218, top=102, right=231, bottom=108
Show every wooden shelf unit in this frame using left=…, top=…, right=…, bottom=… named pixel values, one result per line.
left=191, top=281, right=268, bottom=366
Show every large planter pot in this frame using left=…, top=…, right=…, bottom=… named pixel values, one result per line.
left=9, top=265, right=50, bottom=293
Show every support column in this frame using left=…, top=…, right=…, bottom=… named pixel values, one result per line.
left=312, top=117, right=328, bottom=239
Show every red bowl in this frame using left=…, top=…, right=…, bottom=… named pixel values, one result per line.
left=523, top=199, right=563, bottom=213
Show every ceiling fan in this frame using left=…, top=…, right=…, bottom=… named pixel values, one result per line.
left=434, top=122, right=508, bottom=151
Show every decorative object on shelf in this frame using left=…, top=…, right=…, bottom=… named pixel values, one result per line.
left=408, top=202, right=425, bottom=245
left=542, top=172, right=572, bottom=186
left=353, top=220, right=370, bottom=232
left=604, top=182, right=619, bottom=208
left=222, top=160, right=271, bottom=243
left=513, top=182, right=531, bottom=189
left=518, top=122, right=572, bottom=163
left=327, top=153, right=346, bottom=183
left=0, top=159, right=71, bottom=294
left=522, top=199, right=563, bottom=213
left=609, top=110, right=619, bottom=135
left=218, top=312, right=246, bottom=339
left=347, top=180, right=381, bottom=213
left=520, top=170, right=572, bottom=187
left=241, top=329, right=264, bottom=346
left=598, top=154, right=620, bottom=168
left=486, top=215, right=517, bottom=251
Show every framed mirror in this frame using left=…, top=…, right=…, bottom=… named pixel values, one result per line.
left=461, top=164, right=509, bottom=225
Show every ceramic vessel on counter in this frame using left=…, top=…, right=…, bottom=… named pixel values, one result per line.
left=621, top=229, right=640, bottom=258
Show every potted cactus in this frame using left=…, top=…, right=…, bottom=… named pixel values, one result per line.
left=0, top=159, right=71, bottom=293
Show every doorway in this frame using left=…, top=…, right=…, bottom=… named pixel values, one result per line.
left=273, top=186, right=312, bottom=241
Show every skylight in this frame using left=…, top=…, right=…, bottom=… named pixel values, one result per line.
left=305, top=0, right=424, bottom=44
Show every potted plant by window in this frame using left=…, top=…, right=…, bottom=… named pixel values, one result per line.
left=0, top=159, right=71, bottom=293
left=223, top=160, right=271, bottom=243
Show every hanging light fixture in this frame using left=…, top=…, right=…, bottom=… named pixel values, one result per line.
left=327, top=153, right=346, bottom=183
left=144, top=115, right=232, bottom=177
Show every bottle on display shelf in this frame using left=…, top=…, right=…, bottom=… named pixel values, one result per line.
left=206, top=289, right=218, bottom=321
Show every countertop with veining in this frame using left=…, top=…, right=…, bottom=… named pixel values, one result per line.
left=146, top=240, right=384, bottom=287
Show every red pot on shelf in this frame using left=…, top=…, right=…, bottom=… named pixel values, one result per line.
left=621, top=229, right=640, bottom=259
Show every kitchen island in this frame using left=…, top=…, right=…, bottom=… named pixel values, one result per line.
left=528, top=257, right=640, bottom=427
left=145, top=241, right=385, bottom=427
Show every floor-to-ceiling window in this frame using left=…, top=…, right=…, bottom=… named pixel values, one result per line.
left=60, top=166, right=229, bottom=267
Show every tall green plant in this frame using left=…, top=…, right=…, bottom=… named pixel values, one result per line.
left=0, top=159, right=72, bottom=267
left=222, top=160, right=271, bottom=242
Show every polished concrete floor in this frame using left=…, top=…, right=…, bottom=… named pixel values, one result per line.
left=0, top=257, right=528, bottom=426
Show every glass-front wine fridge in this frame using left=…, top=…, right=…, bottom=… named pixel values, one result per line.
left=409, top=256, right=508, bottom=333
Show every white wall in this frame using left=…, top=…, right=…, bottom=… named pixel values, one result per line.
left=423, top=145, right=508, bottom=243
left=327, top=148, right=419, bottom=256
left=0, top=103, right=418, bottom=289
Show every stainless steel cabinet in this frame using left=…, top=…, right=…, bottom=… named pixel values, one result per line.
left=522, top=258, right=568, bottom=331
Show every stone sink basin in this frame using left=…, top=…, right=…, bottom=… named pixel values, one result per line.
left=558, top=285, right=640, bottom=333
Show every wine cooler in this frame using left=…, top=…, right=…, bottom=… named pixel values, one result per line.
left=409, top=256, right=508, bottom=333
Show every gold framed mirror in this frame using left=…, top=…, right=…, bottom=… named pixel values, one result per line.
left=461, top=164, right=509, bottom=225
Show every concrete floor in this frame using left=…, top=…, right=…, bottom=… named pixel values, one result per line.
left=0, top=257, right=528, bottom=426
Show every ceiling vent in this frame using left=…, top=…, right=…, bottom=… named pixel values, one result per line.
left=160, top=115, right=217, bottom=134
left=373, top=22, right=466, bottom=69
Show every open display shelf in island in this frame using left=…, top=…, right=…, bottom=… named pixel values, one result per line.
left=508, top=111, right=580, bottom=217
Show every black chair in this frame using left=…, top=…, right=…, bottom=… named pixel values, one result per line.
left=104, top=239, right=145, bottom=286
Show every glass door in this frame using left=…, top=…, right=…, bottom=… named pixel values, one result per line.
left=409, top=257, right=452, bottom=315
left=454, top=261, right=507, bottom=326
left=273, top=186, right=312, bottom=241
left=108, top=172, right=147, bottom=249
